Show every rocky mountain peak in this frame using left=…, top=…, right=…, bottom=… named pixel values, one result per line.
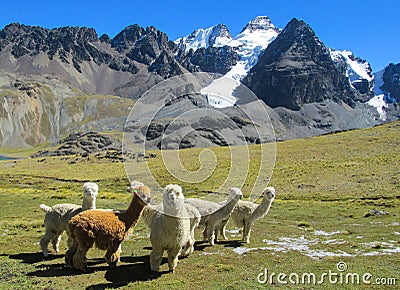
left=111, top=24, right=145, bottom=51
left=243, top=17, right=358, bottom=110
left=175, top=23, right=233, bottom=53
left=240, top=16, right=279, bottom=33
left=275, top=18, right=330, bottom=61
left=208, top=24, right=232, bottom=46
left=0, top=23, right=109, bottom=72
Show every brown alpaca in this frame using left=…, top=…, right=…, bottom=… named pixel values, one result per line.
left=65, top=185, right=151, bottom=271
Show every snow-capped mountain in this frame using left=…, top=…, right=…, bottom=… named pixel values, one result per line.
left=176, top=16, right=280, bottom=81
left=175, top=24, right=233, bottom=52
left=226, top=16, right=281, bottom=80
left=176, top=16, right=281, bottom=108
left=330, top=49, right=374, bottom=97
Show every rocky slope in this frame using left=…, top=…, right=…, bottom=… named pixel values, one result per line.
left=0, top=23, right=186, bottom=97
left=0, top=17, right=397, bottom=149
left=0, top=72, right=134, bottom=148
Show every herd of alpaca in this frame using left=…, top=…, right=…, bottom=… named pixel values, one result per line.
left=39, top=181, right=275, bottom=273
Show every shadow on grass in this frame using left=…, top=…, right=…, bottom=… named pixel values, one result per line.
left=7, top=252, right=61, bottom=264
left=86, top=255, right=168, bottom=289
left=194, top=239, right=244, bottom=251
left=6, top=250, right=168, bottom=287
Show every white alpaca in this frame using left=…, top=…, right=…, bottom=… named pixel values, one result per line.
left=141, top=203, right=200, bottom=258
left=39, top=182, right=98, bottom=257
left=130, top=181, right=201, bottom=258
left=149, top=184, right=191, bottom=272
left=220, top=187, right=275, bottom=243
left=186, top=187, right=243, bottom=246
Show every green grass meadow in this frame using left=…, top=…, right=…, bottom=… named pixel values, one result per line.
left=0, top=121, right=399, bottom=289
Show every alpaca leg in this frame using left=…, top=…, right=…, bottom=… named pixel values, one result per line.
left=214, top=225, right=219, bottom=242
left=40, top=230, right=57, bottom=257
left=220, top=222, right=228, bottom=240
left=202, top=226, right=208, bottom=242
left=105, top=244, right=121, bottom=269
left=180, top=241, right=190, bottom=258
left=180, top=236, right=194, bottom=257
left=66, top=234, right=74, bottom=250
left=167, top=246, right=181, bottom=273
left=243, top=221, right=252, bottom=243
left=117, top=244, right=122, bottom=262
left=65, top=241, right=78, bottom=269
left=188, top=235, right=195, bottom=255
left=72, top=245, right=91, bottom=272
left=205, top=224, right=216, bottom=246
left=51, top=233, right=62, bottom=253
left=150, top=247, right=164, bottom=272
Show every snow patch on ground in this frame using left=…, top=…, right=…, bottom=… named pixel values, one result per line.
left=313, top=230, right=347, bottom=236
left=200, top=76, right=239, bottom=108
left=225, top=229, right=240, bottom=234
left=367, top=94, right=388, bottom=121
left=231, top=235, right=400, bottom=259
left=260, top=236, right=354, bottom=259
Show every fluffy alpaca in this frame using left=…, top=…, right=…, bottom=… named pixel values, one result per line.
left=186, top=187, right=243, bottom=246
left=149, top=184, right=191, bottom=273
left=140, top=202, right=200, bottom=258
left=65, top=185, right=151, bottom=271
left=220, top=187, right=275, bottom=243
left=39, top=182, right=98, bottom=257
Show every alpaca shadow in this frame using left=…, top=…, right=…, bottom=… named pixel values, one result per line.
left=193, top=241, right=210, bottom=251
left=86, top=255, right=168, bottom=289
left=27, top=258, right=111, bottom=278
left=194, top=239, right=244, bottom=251
left=219, top=240, right=245, bottom=248
left=7, top=252, right=61, bottom=264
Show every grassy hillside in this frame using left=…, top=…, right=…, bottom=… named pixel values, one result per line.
left=0, top=121, right=399, bottom=289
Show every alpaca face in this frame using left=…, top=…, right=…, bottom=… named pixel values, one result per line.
left=263, top=187, right=275, bottom=200
left=127, top=180, right=144, bottom=193
left=163, top=184, right=184, bottom=213
left=83, top=182, right=98, bottom=200
left=228, top=187, right=243, bottom=201
left=132, top=185, right=152, bottom=204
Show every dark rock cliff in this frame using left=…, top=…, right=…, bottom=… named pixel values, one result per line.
left=380, top=63, right=400, bottom=102
left=243, top=18, right=359, bottom=110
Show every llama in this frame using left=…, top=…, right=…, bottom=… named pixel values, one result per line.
left=39, top=182, right=98, bottom=257
left=186, top=187, right=243, bottom=246
left=65, top=185, right=151, bottom=271
left=220, top=187, right=275, bottom=243
left=149, top=184, right=191, bottom=273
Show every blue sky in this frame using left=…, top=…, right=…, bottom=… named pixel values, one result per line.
left=1, top=0, right=398, bottom=71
